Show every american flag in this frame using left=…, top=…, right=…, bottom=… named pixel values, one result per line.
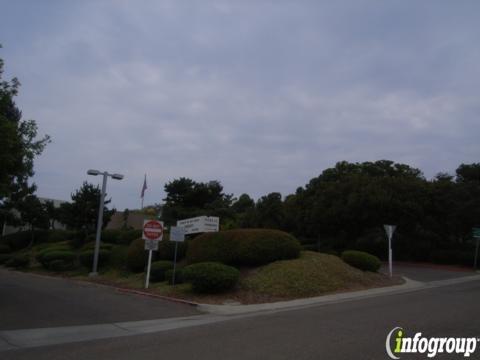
left=141, top=174, right=147, bottom=198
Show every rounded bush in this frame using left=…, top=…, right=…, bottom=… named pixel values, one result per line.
left=39, top=251, right=76, bottom=268
left=341, top=250, right=381, bottom=272
left=0, top=244, right=11, bottom=254
left=3, top=231, right=31, bottom=250
left=79, top=250, right=111, bottom=268
left=0, top=254, right=11, bottom=264
left=126, top=238, right=147, bottom=272
left=5, top=254, right=30, bottom=268
left=187, top=229, right=301, bottom=266
left=36, top=245, right=71, bottom=265
left=47, top=230, right=74, bottom=243
left=48, top=260, right=75, bottom=272
left=101, top=230, right=122, bottom=244
left=165, top=268, right=184, bottom=285
left=150, top=260, right=174, bottom=282
left=157, top=238, right=187, bottom=261
left=182, top=262, right=240, bottom=293
left=119, top=230, right=142, bottom=245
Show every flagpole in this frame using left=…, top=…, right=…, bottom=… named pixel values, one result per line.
left=141, top=174, right=147, bottom=210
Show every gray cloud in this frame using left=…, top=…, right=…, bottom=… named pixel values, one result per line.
left=1, top=0, right=479, bottom=208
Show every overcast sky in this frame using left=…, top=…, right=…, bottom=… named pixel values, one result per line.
left=2, top=1, right=479, bottom=209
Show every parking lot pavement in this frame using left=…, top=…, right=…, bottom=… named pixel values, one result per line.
left=0, top=269, right=200, bottom=331
left=381, top=262, right=476, bottom=282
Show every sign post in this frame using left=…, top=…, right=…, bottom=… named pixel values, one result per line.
left=169, top=226, right=185, bottom=285
left=143, top=219, right=163, bottom=289
left=384, top=224, right=397, bottom=278
left=473, top=228, right=480, bottom=270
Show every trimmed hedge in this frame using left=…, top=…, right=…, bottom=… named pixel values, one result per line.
left=0, top=254, right=10, bottom=264
left=341, top=250, right=381, bottom=272
left=165, top=268, right=184, bottom=285
left=101, top=230, right=122, bottom=244
left=5, top=254, right=30, bottom=268
left=119, top=230, right=142, bottom=245
left=182, top=262, right=240, bottom=293
left=0, top=244, right=11, bottom=254
left=38, top=250, right=76, bottom=269
left=126, top=238, right=147, bottom=272
left=150, top=261, right=174, bottom=282
left=187, top=229, right=301, bottom=266
left=79, top=250, right=111, bottom=268
left=47, top=230, right=75, bottom=243
left=156, top=237, right=187, bottom=261
left=48, top=260, right=75, bottom=272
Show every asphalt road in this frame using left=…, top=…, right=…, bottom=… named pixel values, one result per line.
left=0, top=269, right=199, bottom=330
left=1, top=267, right=479, bottom=360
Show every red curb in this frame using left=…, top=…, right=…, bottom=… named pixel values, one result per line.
left=115, top=287, right=200, bottom=307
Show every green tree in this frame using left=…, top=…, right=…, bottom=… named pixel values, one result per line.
left=161, top=178, right=233, bottom=225
left=16, top=194, right=49, bottom=245
left=0, top=48, right=50, bottom=200
left=44, top=200, right=58, bottom=229
left=59, top=182, right=114, bottom=237
left=0, top=46, right=50, bottom=225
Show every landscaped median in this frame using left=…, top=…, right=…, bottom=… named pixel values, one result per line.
left=0, top=228, right=403, bottom=305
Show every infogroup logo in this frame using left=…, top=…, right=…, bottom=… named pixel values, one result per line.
left=386, top=327, right=479, bottom=359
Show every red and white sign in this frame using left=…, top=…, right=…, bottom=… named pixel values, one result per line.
left=143, top=220, right=164, bottom=241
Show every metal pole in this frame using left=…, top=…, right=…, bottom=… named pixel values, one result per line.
left=145, top=249, right=153, bottom=289
left=91, top=173, right=108, bottom=276
left=389, top=243, right=393, bottom=278
left=172, top=242, right=178, bottom=285
left=474, top=238, right=479, bottom=270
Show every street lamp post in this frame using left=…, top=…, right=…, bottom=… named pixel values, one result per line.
left=87, top=169, right=124, bottom=276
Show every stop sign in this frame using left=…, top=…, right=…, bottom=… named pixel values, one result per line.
left=143, top=220, right=164, bottom=241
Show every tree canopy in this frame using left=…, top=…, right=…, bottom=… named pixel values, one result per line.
left=0, top=46, right=50, bottom=224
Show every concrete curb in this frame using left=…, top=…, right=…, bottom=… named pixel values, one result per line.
left=197, top=274, right=480, bottom=315
left=115, top=288, right=199, bottom=307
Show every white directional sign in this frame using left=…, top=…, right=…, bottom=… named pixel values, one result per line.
left=383, top=224, right=397, bottom=278
left=170, top=226, right=185, bottom=242
left=176, top=216, right=219, bottom=235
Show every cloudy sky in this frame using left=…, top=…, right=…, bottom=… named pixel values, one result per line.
left=2, top=1, right=479, bottom=209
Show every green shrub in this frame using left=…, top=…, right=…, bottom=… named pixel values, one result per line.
left=126, top=238, right=147, bottom=272
left=431, top=249, right=474, bottom=267
left=5, top=254, right=30, bottom=268
left=48, top=259, right=75, bottom=272
left=0, top=244, right=11, bottom=254
left=79, top=250, right=111, bottom=268
left=36, top=245, right=72, bottom=264
left=38, top=251, right=76, bottom=268
left=0, top=254, right=11, bottom=264
left=47, top=230, right=74, bottom=243
left=341, top=250, right=381, bottom=272
left=3, top=231, right=31, bottom=250
left=81, top=242, right=113, bottom=251
left=182, top=262, right=240, bottom=293
left=101, top=230, right=122, bottom=244
left=150, top=260, right=174, bottom=282
left=165, top=268, right=184, bottom=285
left=302, top=244, right=319, bottom=252
left=157, top=238, right=187, bottom=261
left=108, top=245, right=129, bottom=269
left=187, top=229, right=301, bottom=266
left=119, top=230, right=142, bottom=245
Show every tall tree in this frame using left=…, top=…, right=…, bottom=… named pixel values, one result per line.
left=162, top=178, right=233, bottom=225
left=0, top=45, right=50, bottom=225
left=16, top=194, right=49, bottom=245
left=59, top=182, right=114, bottom=236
